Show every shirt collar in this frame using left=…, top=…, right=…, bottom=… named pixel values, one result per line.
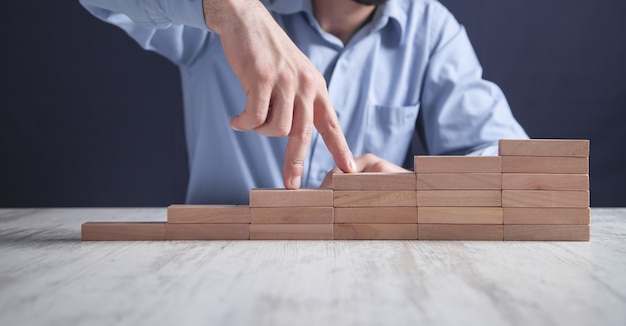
left=267, top=0, right=408, bottom=47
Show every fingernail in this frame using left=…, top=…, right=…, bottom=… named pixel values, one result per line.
left=290, top=176, right=302, bottom=190
left=348, top=159, right=357, bottom=173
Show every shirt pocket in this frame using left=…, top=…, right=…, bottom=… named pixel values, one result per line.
left=364, top=102, right=420, bottom=164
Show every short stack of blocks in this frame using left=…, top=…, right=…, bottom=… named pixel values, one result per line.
left=81, top=139, right=591, bottom=242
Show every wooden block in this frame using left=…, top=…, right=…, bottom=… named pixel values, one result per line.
left=418, top=207, right=503, bottom=224
left=249, top=188, right=333, bottom=207
left=418, top=224, right=503, bottom=241
left=81, top=222, right=166, bottom=241
left=416, top=173, right=501, bottom=190
left=333, top=191, right=417, bottom=207
left=333, top=172, right=416, bottom=190
left=504, top=225, right=589, bottom=241
left=167, top=205, right=250, bottom=224
left=503, top=207, right=590, bottom=225
left=502, top=190, right=589, bottom=208
left=251, top=207, right=333, bottom=224
left=499, top=139, right=589, bottom=157
left=334, top=224, right=418, bottom=240
left=501, top=156, right=588, bottom=174
left=334, top=207, right=418, bottom=224
left=166, top=224, right=249, bottom=240
left=502, top=174, right=589, bottom=190
left=249, top=224, right=333, bottom=240
left=414, top=156, right=501, bottom=173
left=416, top=190, right=502, bottom=207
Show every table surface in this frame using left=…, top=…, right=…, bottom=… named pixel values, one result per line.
left=0, top=208, right=624, bottom=326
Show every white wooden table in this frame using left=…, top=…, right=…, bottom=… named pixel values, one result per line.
left=0, top=208, right=624, bottom=326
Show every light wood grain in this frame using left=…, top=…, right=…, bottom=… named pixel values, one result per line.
left=167, top=205, right=250, bottom=223
left=418, top=224, right=503, bottom=240
left=165, top=224, right=249, bottom=240
left=81, top=222, right=166, bottom=241
left=499, top=139, right=589, bottom=157
left=504, top=225, right=590, bottom=241
left=503, top=207, right=591, bottom=225
left=249, top=224, right=333, bottom=240
left=418, top=207, right=503, bottom=224
left=249, top=188, right=333, bottom=207
left=251, top=207, right=333, bottom=224
left=501, top=156, right=589, bottom=174
left=332, top=172, right=416, bottom=190
left=416, top=190, right=502, bottom=207
left=334, top=224, right=418, bottom=240
left=414, top=156, right=501, bottom=173
left=502, top=190, right=590, bottom=208
left=334, top=207, right=418, bottom=224
left=334, top=191, right=417, bottom=207
left=416, top=173, right=501, bottom=190
left=502, top=174, right=589, bottom=190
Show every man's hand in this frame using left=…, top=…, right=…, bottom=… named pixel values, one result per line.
left=202, top=0, right=356, bottom=189
left=320, top=154, right=410, bottom=188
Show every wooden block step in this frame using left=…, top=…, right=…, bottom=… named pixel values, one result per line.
left=334, top=207, right=418, bottom=224
left=416, top=173, right=501, bottom=190
left=250, top=189, right=333, bottom=207
left=249, top=224, right=333, bottom=240
left=501, top=156, right=588, bottom=174
left=81, top=222, right=166, bottom=241
left=334, top=191, right=417, bottom=207
left=503, top=207, right=590, bottom=225
left=418, top=224, right=503, bottom=241
left=166, top=224, right=249, bottom=240
left=504, top=225, right=590, bottom=241
left=418, top=207, right=503, bottom=224
left=334, top=224, right=418, bottom=240
left=502, top=174, right=589, bottom=190
left=414, top=156, right=501, bottom=173
left=499, top=139, right=589, bottom=157
left=416, top=190, right=502, bottom=207
left=332, top=172, right=416, bottom=190
left=250, top=207, right=333, bottom=224
left=502, top=190, right=589, bottom=208
left=167, top=205, right=250, bottom=224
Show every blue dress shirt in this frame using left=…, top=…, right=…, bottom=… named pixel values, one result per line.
left=80, top=0, right=528, bottom=204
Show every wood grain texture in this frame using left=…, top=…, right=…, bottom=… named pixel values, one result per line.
left=416, top=173, right=501, bottom=190
left=504, top=225, right=590, bottom=241
left=501, top=156, right=588, bottom=174
left=333, top=224, right=418, bottom=240
left=414, top=156, right=501, bottom=173
left=81, top=222, right=166, bottom=241
left=502, top=174, right=589, bottom=190
left=167, top=205, right=250, bottom=224
left=502, top=190, right=590, bottom=208
left=334, top=207, right=418, bottom=224
left=250, top=207, right=333, bottom=224
left=249, top=188, right=333, bottom=207
left=334, top=191, right=417, bottom=207
left=166, top=224, right=249, bottom=240
left=418, top=224, right=504, bottom=241
left=499, top=139, right=589, bottom=157
left=418, top=207, right=503, bottom=224
left=503, top=207, right=591, bottom=225
left=416, top=190, right=502, bottom=207
left=332, top=172, right=416, bottom=190
left=249, top=224, right=333, bottom=240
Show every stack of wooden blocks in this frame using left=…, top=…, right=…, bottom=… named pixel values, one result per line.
left=81, top=139, right=590, bottom=241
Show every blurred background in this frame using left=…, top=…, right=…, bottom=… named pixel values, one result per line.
left=1, top=0, right=625, bottom=207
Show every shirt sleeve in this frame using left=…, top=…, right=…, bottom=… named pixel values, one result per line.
left=79, top=0, right=210, bottom=65
left=419, top=4, right=528, bottom=156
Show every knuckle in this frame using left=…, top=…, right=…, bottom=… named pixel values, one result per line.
left=290, top=126, right=313, bottom=142
left=250, top=110, right=267, bottom=125
left=275, top=124, right=291, bottom=137
left=299, top=68, right=317, bottom=90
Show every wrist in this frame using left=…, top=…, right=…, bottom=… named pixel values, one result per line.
left=202, top=0, right=264, bottom=34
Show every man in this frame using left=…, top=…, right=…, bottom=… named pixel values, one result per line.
left=79, top=0, right=528, bottom=204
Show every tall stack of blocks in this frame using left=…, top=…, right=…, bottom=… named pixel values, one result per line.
left=82, top=139, right=590, bottom=241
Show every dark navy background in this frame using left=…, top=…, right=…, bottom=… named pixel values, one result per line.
left=1, top=0, right=625, bottom=207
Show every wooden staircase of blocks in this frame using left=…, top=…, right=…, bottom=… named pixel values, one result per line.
left=82, top=139, right=590, bottom=241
